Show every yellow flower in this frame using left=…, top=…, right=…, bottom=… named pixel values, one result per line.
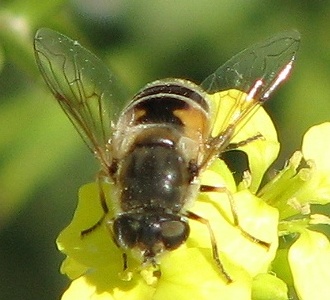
left=57, top=93, right=330, bottom=299
left=261, top=123, right=330, bottom=300
left=57, top=100, right=281, bottom=299
left=57, top=179, right=279, bottom=300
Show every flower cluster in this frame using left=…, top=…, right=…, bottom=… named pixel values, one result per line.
left=57, top=106, right=330, bottom=299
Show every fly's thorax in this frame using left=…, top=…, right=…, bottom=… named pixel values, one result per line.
left=111, top=78, right=212, bottom=162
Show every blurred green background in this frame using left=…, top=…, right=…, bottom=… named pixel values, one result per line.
left=1, top=1, right=330, bottom=299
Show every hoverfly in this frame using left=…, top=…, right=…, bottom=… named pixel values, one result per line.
left=34, top=28, right=300, bottom=282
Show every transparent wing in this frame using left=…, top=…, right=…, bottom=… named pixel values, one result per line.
left=34, top=28, right=128, bottom=167
left=201, top=30, right=300, bottom=98
left=199, top=31, right=300, bottom=168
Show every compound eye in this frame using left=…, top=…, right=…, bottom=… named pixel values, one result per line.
left=160, top=220, right=189, bottom=250
left=113, top=216, right=139, bottom=248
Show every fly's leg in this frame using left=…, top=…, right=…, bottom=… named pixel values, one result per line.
left=80, top=180, right=109, bottom=236
left=117, top=253, right=134, bottom=281
left=200, top=185, right=270, bottom=248
left=224, top=133, right=264, bottom=151
left=79, top=180, right=133, bottom=278
left=185, top=210, right=233, bottom=283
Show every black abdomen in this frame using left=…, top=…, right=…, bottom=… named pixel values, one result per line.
left=118, top=137, right=190, bottom=213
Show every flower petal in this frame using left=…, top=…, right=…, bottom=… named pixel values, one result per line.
left=156, top=247, right=251, bottom=300
left=302, top=122, right=330, bottom=171
left=252, top=273, right=288, bottom=300
left=288, top=229, right=330, bottom=300
left=208, top=90, right=280, bottom=193
left=231, top=106, right=279, bottom=193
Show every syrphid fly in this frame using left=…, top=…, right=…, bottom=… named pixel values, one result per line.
left=34, top=28, right=300, bottom=282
